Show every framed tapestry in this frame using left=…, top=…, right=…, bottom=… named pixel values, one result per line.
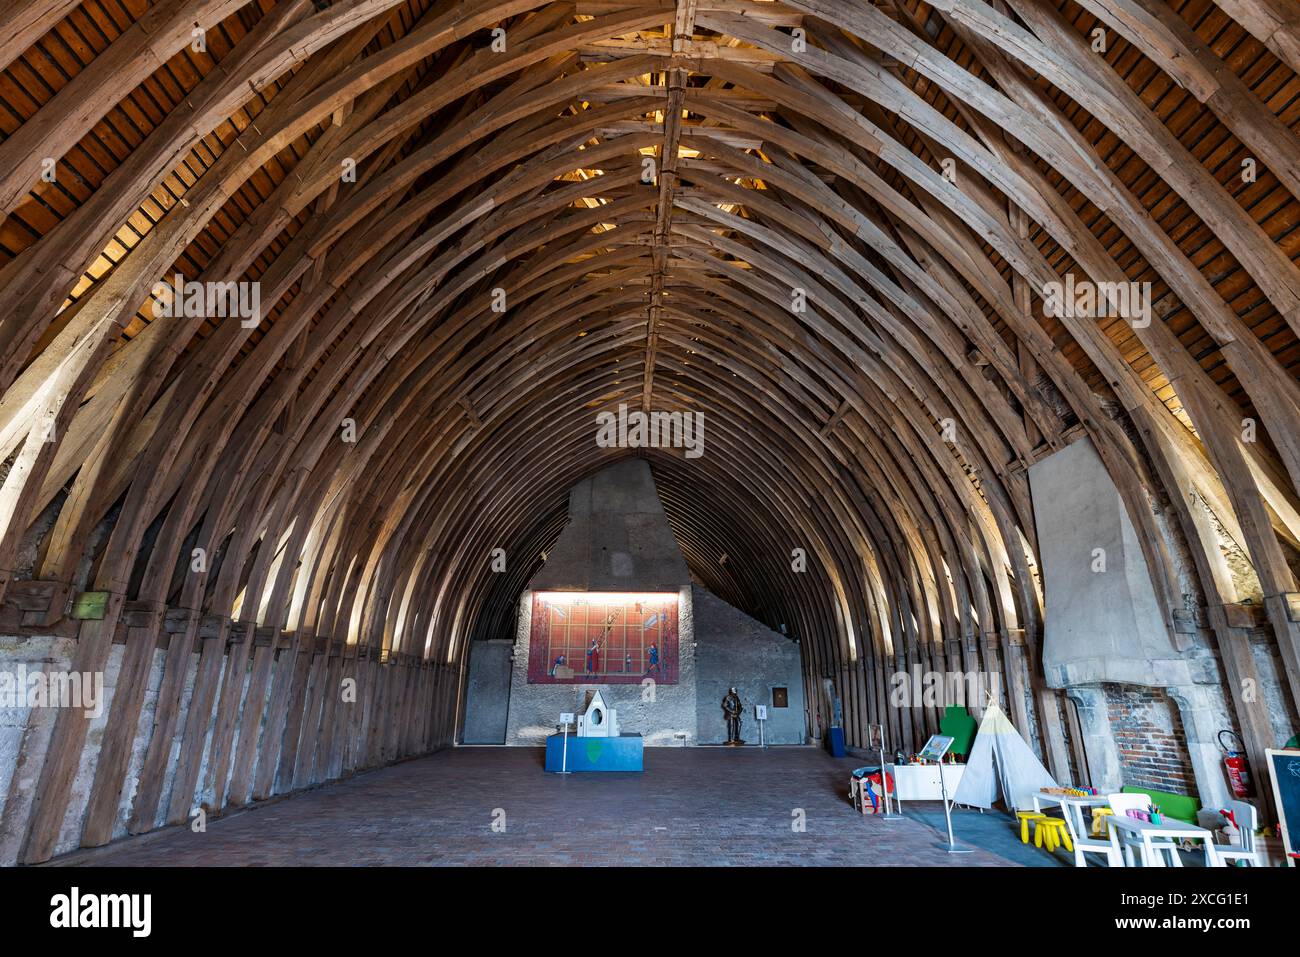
left=528, top=592, right=679, bottom=685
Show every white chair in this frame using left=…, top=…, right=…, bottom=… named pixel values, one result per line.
left=1060, top=800, right=1123, bottom=867
left=1108, top=792, right=1181, bottom=866
left=1211, top=800, right=1262, bottom=866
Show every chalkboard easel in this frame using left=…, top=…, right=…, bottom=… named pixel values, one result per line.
left=1265, top=749, right=1300, bottom=867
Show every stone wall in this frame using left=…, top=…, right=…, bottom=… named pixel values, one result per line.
left=503, top=459, right=700, bottom=745
left=693, top=587, right=805, bottom=745
left=495, top=584, right=808, bottom=747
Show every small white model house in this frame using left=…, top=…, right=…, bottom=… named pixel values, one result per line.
left=577, top=689, right=619, bottom=737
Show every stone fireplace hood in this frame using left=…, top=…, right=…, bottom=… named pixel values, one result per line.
left=1029, top=438, right=1192, bottom=689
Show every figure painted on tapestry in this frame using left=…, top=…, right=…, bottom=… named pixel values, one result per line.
left=585, top=638, right=601, bottom=675
left=645, top=642, right=660, bottom=676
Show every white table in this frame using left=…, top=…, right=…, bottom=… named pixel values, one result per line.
left=1032, top=791, right=1108, bottom=813
left=1106, top=814, right=1219, bottom=867
left=886, top=763, right=965, bottom=808
left=1033, top=792, right=1111, bottom=843
left=1031, top=793, right=1124, bottom=866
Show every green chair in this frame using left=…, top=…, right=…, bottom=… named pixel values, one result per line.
left=1121, top=786, right=1199, bottom=825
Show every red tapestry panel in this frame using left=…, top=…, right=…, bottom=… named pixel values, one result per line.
left=528, top=593, right=679, bottom=684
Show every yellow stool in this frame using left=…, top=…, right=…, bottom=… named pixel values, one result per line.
left=1091, top=807, right=1114, bottom=837
left=1018, top=811, right=1047, bottom=843
left=1034, top=817, right=1073, bottom=853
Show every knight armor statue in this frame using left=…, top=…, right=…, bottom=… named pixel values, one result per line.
left=722, top=687, right=744, bottom=745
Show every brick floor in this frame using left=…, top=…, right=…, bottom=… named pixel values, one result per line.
left=53, top=747, right=1052, bottom=866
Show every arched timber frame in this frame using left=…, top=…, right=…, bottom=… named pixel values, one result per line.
left=0, top=0, right=1298, bottom=863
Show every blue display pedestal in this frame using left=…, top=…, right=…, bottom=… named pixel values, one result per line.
left=825, top=726, right=846, bottom=758
left=545, top=733, right=644, bottom=772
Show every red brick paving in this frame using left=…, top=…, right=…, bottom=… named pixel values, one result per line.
left=52, top=747, right=1025, bottom=866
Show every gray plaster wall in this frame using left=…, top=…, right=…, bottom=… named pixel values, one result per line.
left=529, top=458, right=690, bottom=592
left=503, top=587, right=698, bottom=746
left=692, top=586, right=806, bottom=744
left=462, top=639, right=513, bottom=743
left=1029, top=437, right=1187, bottom=688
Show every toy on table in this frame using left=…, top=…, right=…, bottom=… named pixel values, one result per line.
left=1216, top=808, right=1241, bottom=847
left=1041, top=784, right=1094, bottom=797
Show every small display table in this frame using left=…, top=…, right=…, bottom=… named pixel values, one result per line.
left=544, top=732, right=644, bottom=772
left=885, top=763, right=965, bottom=808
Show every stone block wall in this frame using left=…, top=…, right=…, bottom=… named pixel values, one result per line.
left=693, top=587, right=805, bottom=745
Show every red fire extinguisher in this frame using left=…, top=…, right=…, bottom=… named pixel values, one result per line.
left=1218, top=729, right=1253, bottom=798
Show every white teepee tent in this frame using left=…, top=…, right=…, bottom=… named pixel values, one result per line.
left=953, top=703, right=1057, bottom=811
